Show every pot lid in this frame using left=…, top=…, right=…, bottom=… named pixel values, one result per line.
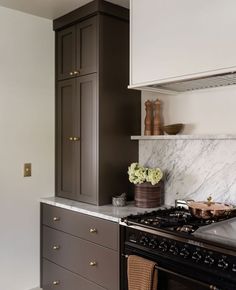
left=188, top=201, right=233, bottom=211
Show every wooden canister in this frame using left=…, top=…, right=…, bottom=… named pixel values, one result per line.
left=134, top=182, right=164, bottom=208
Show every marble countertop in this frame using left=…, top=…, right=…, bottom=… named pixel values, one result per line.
left=131, top=134, right=236, bottom=140
left=40, top=196, right=164, bottom=222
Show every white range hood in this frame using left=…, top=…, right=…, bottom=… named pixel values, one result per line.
left=129, top=1, right=236, bottom=94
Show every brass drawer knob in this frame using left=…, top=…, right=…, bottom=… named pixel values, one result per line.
left=52, top=245, right=60, bottom=250
left=69, top=72, right=74, bottom=76
left=53, top=217, right=60, bottom=222
left=68, top=137, right=73, bottom=141
left=73, top=137, right=80, bottom=141
left=74, top=70, right=80, bottom=75
left=89, top=228, right=97, bottom=233
left=89, top=261, right=97, bottom=266
left=53, top=280, right=60, bottom=286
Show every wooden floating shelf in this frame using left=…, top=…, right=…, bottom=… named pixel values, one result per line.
left=131, top=135, right=236, bottom=140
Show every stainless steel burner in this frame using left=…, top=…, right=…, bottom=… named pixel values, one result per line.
left=176, top=225, right=194, bottom=233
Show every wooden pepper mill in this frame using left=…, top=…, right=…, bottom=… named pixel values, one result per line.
left=144, top=100, right=153, bottom=135
left=153, top=99, right=163, bottom=135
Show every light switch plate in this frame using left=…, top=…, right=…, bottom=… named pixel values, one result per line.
left=24, top=163, right=32, bottom=177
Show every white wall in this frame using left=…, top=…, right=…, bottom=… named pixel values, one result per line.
left=0, top=7, right=54, bottom=290
left=142, top=85, right=236, bottom=135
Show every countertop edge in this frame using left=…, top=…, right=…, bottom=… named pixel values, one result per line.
left=40, top=198, right=120, bottom=222
left=40, top=197, right=166, bottom=223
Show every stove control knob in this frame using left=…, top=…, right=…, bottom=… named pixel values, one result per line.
left=149, top=239, right=158, bottom=249
left=159, top=241, right=168, bottom=252
left=169, top=245, right=179, bottom=255
left=232, top=264, right=236, bottom=272
left=180, top=248, right=190, bottom=258
left=139, top=236, right=149, bottom=246
left=218, top=259, right=229, bottom=270
left=192, top=251, right=202, bottom=262
left=204, top=255, right=215, bottom=265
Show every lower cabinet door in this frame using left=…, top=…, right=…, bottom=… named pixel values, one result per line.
left=42, top=259, right=105, bottom=290
left=42, top=226, right=119, bottom=290
left=42, top=204, right=118, bottom=250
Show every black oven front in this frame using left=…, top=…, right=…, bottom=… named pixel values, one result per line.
left=120, top=225, right=236, bottom=290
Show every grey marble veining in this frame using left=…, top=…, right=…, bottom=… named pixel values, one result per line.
left=40, top=197, right=163, bottom=222
left=139, top=139, right=236, bottom=206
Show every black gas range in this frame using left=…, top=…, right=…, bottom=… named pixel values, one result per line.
left=120, top=206, right=236, bottom=290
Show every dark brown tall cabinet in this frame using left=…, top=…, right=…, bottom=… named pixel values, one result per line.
left=55, top=0, right=140, bottom=205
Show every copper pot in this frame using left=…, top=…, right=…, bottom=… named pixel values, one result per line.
left=187, top=197, right=234, bottom=219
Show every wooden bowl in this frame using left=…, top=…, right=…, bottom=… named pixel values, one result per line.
left=162, top=123, right=183, bottom=135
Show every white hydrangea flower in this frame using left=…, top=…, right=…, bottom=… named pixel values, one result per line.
left=128, top=163, right=163, bottom=185
left=128, top=162, right=146, bottom=184
left=146, top=168, right=163, bottom=185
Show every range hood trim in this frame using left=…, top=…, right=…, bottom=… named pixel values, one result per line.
left=128, top=66, right=236, bottom=94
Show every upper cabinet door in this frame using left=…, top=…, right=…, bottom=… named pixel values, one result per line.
left=57, top=18, right=97, bottom=81
left=76, top=17, right=97, bottom=77
left=57, top=26, right=76, bottom=81
left=130, top=0, right=236, bottom=87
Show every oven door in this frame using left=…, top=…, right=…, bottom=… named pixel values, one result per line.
left=155, top=265, right=213, bottom=290
left=121, top=253, right=220, bottom=290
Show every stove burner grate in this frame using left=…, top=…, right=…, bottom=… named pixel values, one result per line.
left=125, top=206, right=236, bottom=234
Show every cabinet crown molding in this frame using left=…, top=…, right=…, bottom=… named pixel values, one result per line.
left=53, top=0, right=129, bottom=31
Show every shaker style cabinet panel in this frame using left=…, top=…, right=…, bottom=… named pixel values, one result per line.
left=56, top=74, right=97, bottom=203
left=57, top=26, right=76, bottom=81
left=56, top=79, right=77, bottom=200
left=57, top=17, right=97, bottom=81
left=76, top=74, right=98, bottom=203
left=130, top=0, right=236, bottom=87
left=76, top=17, right=97, bottom=77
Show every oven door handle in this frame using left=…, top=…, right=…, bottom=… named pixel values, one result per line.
left=123, top=254, right=220, bottom=290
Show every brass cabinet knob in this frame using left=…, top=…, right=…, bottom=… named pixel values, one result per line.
left=89, top=228, right=97, bottom=233
left=89, top=261, right=97, bottom=266
left=73, top=137, right=80, bottom=141
left=52, top=280, right=60, bottom=286
left=68, top=137, right=80, bottom=141
left=74, top=70, right=80, bottom=75
left=69, top=72, right=74, bottom=76
left=53, top=217, right=60, bottom=222
left=52, top=245, right=60, bottom=250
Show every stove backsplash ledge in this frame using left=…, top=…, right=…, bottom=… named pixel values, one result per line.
left=139, top=139, right=236, bottom=206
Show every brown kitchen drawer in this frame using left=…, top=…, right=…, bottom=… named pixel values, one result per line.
left=42, top=203, right=118, bottom=250
left=42, top=259, right=105, bottom=290
left=42, top=226, right=119, bottom=290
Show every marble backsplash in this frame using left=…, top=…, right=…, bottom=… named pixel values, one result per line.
left=139, top=139, right=236, bottom=206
